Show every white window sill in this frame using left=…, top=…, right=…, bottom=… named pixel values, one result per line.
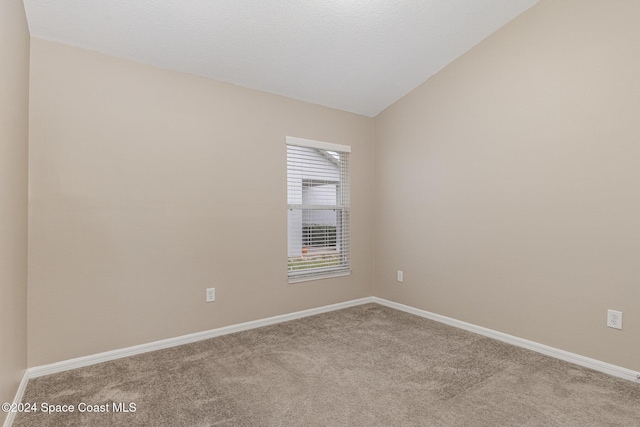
left=288, top=270, right=352, bottom=284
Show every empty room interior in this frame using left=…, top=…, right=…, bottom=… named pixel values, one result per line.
left=2, top=0, right=640, bottom=425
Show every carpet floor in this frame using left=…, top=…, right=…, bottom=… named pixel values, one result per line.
left=13, top=303, right=640, bottom=426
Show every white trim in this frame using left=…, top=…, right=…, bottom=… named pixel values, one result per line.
left=286, top=136, right=351, bottom=153
left=288, top=270, right=351, bottom=283
left=372, top=297, right=640, bottom=384
left=2, top=371, right=29, bottom=427
left=25, top=297, right=374, bottom=379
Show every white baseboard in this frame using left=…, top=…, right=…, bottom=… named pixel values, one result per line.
left=2, top=371, right=29, bottom=427
left=373, top=297, right=640, bottom=384
left=7, top=295, right=638, bottom=426
left=27, top=297, right=375, bottom=379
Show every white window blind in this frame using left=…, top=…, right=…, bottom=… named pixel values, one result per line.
left=286, top=137, right=351, bottom=282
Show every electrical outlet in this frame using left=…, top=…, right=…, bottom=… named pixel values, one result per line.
left=397, top=270, right=403, bottom=282
left=206, top=288, right=216, bottom=303
left=607, top=309, right=622, bottom=330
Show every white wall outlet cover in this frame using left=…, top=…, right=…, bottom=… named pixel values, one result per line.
left=206, top=288, right=216, bottom=303
left=607, top=309, right=622, bottom=330
left=397, top=271, right=403, bottom=282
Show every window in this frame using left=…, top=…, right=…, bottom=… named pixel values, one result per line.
left=287, top=136, right=351, bottom=282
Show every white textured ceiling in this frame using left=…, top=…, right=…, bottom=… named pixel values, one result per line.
left=23, top=0, right=538, bottom=117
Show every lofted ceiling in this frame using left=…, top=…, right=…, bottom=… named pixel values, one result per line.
left=23, top=0, right=538, bottom=117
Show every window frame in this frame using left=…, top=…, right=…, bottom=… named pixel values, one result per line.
left=286, top=136, right=351, bottom=283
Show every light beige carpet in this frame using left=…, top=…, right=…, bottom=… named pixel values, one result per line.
left=13, top=304, right=640, bottom=426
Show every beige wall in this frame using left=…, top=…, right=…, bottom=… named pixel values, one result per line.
left=28, top=38, right=374, bottom=366
left=0, top=0, right=30, bottom=419
left=374, top=0, right=640, bottom=371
